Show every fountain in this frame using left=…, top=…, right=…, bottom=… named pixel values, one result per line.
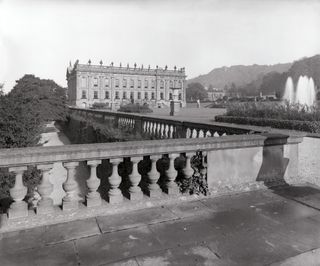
left=283, top=75, right=316, bottom=107
left=283, top=76, right=294, bottom=104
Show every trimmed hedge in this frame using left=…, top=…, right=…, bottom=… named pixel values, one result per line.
left=118, top=103, right=153, bottom=113
left=215, top=115, right=320, bottom=133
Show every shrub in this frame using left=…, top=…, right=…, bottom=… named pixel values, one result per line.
left=215, top=115, right=320, bottom=133
left=91, top=102, right=109, bottom=109
left=118, top=103, right=153, bottom=113
left=226, top=102, right=320, bottom=122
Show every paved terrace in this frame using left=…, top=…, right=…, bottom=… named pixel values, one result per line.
left=1, top=184, right=320, bottom=266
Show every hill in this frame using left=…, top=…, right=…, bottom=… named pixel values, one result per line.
left=188, top=63, right=291, bottom=88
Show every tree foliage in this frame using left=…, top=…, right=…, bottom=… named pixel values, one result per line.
left=0, top=74, right=67, bottom=148
left=186, top=82, right=208, bottom=101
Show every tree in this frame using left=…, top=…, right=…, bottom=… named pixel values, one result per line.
left=186, top=82, right=208, bottom=101
left=0, top=83, right=3, bottom=97
left=8, top=75, right=68, bottom=122
left=0, top=74, right=68, bottom=148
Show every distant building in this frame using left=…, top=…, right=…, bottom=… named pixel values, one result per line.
left=206, top=87, right=226, bottom=101
left=66, top=61, right=187, bottom=109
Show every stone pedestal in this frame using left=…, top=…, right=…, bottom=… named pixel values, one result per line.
left=170, top=101, right=181, bottom=116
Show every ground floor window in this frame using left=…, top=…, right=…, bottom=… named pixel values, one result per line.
left=160, top=92, right=164, bottom=100
left=105, top=91, right=109, bottom=99
left=115, top=91, right=119, bottom=99
left=151, top=92, right=155, bottom=100
left=94, top=91, right=98, bottom=99
left=81, top=90, right=87, bottom=99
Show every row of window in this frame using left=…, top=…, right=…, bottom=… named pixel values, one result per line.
left=81, top=90, right=182, bottom=100
left=82, top=77, right=182, bottom=89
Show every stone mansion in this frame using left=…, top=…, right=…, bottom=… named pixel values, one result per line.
left=66, top=60, right=187, bottom=109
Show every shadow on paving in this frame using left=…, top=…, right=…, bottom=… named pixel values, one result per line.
left=1, top=185, right=320, bottom=265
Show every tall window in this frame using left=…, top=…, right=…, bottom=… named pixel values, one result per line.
left=151, top=80, right=155, bottom=89
left=144, top=80, right=149, bottom=88
left=178, top=93, right=182, bottom=100
left=151, top=92, right=155, bottom=100
left=115, top=91, right=119, bottom=99
left=81, top=77, right=86, bottom=87
left=130, top=79, right=134, bottom=88
left=105, top=91, right=109, bottom=99
left=130, top=92, right=134, bottom=100
left=160, top=92, right=164, bottom=100
left=138, top=92, right=141, bottom=99
left=115, top=79, right=119, bottom=88
left=138, top=80, right=141, bottom=88
left=123, top=79, right=127, bottom=88
left=160, top=80, right=164, bottom=89
left=144, top=92, right=148, bottom=100
left=169, top=93, right=173, bottom=100
left=105, top=78, right=109, bottom=87
left=81, top=90, right=86, bottom=99
left=123, top=91, right=127, bottom=99
left=93, top=77, right=98, bottom=87
left=94, top=91, right=98, bottom=99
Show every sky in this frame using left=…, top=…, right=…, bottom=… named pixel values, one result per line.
left=0, top=0, right=320, bottom=92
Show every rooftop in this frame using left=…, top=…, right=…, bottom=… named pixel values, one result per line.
left=1, top=184, right=320, bottom=265
left=67, top=60, right=186, bottom=78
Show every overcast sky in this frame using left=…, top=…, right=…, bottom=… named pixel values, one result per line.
left=0, top=0, right=319, bottom=92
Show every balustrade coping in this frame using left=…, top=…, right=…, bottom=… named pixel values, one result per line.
left=0, top=133, right=302, bottom=168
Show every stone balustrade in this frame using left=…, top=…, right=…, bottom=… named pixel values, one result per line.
left=69, top=107, right=260, bottom=139
left=0, top=132, right=303, bottom=232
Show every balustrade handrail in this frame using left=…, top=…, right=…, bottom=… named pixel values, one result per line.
left=0, top=134, right=301, bottom=168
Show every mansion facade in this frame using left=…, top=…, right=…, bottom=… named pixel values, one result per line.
left=66, top=61, right=187, bottom=109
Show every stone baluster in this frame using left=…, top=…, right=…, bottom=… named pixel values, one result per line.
left=168, top=125, right=172, bottom=139
left=108, top=158, right=123, bottom=203
left=155, top=123, right=159, bottom=138
left=150, top=122, right=154, bottom=136
left=183, top=153, right=195, bottom=180
left=86, top=160, right=102, bottom=207
left=37, top=164, right=54, bottom=214
left=172, top=126, right=176, bottom=138
left=165, top=153, right=179, bottom=195
left=128, top=157, right=143, bottom=200
left=165, top=124, right=169, bottom=139
left=186, top=128, right=191, bottom=138
left=196, top=129, right=200, bottom=138
left=147, top=155, right=162, bottom=198
left=62, top=161, right=79, bottom=211
left=8, top=166, right=28, bottom=219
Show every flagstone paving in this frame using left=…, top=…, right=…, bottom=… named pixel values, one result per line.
left=1, top=184, right=320, bottom=265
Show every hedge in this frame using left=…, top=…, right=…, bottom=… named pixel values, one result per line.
left=215, top=115, right=320, bottom=133
left=118, top=103, right=153, bottom=113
